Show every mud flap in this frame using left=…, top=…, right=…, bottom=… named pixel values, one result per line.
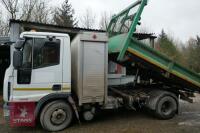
left=68, top=96, right=81, bottom=124
left=10, top=102, right=35, bottom=127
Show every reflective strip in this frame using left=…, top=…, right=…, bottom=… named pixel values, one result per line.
left=13, top=87, right=71, bottom=91
left=63, top=83, right=71, bottom=91
left=62, top=88, right=70, bottom=90
left=13, top=83, right=71, bottom=91
left=13, top=88, right=52, bottom=91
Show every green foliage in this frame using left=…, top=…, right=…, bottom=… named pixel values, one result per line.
left=157, top=29, right=200, bottom=73
left=183, top=36, right=200, bottom=72
left=157, top=30, right=181, bottom=62
left=53, top=0, right=77, bottom=27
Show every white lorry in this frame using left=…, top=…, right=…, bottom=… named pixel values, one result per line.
left=3, top=0, right=200, bottom=132
left=2, top=31, right=177, bottom=131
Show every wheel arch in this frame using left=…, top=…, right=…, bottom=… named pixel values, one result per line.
left=35, top=92, right=72, bottom=119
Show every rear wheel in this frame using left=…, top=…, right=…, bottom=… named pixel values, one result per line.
left=40, top=100, right=73, bottom=132
left=155, top=96, right=177, bottom=120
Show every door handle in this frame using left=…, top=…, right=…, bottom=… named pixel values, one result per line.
left=52, top=84, right=61, bottom=91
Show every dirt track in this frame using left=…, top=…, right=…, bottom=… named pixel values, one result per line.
left=1, top=95, right=200, bottom=133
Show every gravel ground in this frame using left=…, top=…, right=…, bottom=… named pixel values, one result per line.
left=1, top=95, right=200, bottom=133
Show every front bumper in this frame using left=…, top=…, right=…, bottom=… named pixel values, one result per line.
left=6, top=102, right=36, bottom=127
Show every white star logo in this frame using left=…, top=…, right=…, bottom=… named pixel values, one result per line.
left=18, top=106, right=28, bottom=118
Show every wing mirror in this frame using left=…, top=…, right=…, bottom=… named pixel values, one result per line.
left=13, top=50, right=23, bottom=69
left=15, top=38, right=25, bottom=50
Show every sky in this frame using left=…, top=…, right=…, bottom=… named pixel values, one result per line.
left=52, top=0, right=200, bottom=43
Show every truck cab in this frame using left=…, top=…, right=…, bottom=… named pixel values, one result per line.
left=4, top=32, right=71, bottom=103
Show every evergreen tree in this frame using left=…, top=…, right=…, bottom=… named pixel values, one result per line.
left=53, top=0, right=77, bottom=27
left=159, top=29, right=167, bottom=40
left=196, top=35, right=200, bottom=46
left=157, top=29, right=180, bottom=61
left=185, top=36, right=200, bottom=72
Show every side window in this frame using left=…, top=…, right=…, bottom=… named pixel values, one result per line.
left=17, top=38, right=33, bottom=84
left=33, top=38, right=60, bottom=69
left=22, top=38, right=33, bottom=69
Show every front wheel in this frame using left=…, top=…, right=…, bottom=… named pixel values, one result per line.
left=155, top=96, right=177, bottom=120
left=40, top=100, right=73, bottom=132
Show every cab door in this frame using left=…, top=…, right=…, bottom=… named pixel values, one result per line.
left=12, top=36, right=63, bottom=102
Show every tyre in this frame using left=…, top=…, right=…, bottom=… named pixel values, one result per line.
left=40, top=100, right=73, bottom=132
left=155, top=96, right=177, bottom=120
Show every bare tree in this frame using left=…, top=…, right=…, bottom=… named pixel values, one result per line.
left=20, top=0, right=37, bottom=21
left=32, top=0, right=50, bottom=23
left=80, top=8, right=95, bottom=29
left=1, top=0, right=50, bottom=23
left=0, top=0, right=51, bottom=36
left=99, top=12, right=112, bottom=30
left=20, top=0, right=51, bottom=23
left=0, top=10, right=9, bottom=36
left=0, top=0, right=19, bottom=19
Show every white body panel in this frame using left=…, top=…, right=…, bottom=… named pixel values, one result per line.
left=3, top=66, right=13, bottom=102
left=71, top=32, right=108, bottom=105
left=4, top=32, right=71, bottom=102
